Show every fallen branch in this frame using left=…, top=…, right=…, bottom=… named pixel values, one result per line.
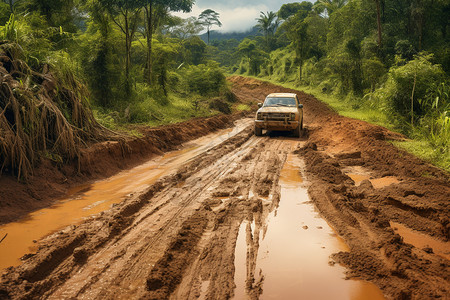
left=0, top=233, right=7, bottom=244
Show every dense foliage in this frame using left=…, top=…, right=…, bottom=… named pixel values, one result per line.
left=0, top=0, right=232, bottom=126
left=0, top=0, right=236, bottom=178
left=205, top=0, right=449, bottom=168
left=0, top=0, right=448, bottom=171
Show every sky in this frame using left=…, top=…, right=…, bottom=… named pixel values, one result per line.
left=173, top=0, right=313, bottom=33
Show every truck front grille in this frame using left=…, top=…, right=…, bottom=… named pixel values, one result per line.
left=261, top=113, right=290, bottom=120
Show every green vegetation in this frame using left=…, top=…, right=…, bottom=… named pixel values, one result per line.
left=0, top=0, right=448, bottom=175
left=204, top=0, right=449, bottom=171
left=0, top=0, right=233, bottom=126
left=0, top=0, right=237, bottom=178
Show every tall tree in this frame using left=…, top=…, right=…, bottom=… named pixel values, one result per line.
left=82, top=0, right=115, bottom=107
left=283, top=10, right=315, bottom=81
left=374, top=0, right=382, bottom=48
left=255, top=11, right=279, bottom=50
left=99, top=0, right=143, bottom=92
left=278, top=2, right=312, bottom=20
left=166, top=16, right=204, bottom=39
left=198, top=9, right=222, bottom=44
left=143, top=0, right=194, bottom=85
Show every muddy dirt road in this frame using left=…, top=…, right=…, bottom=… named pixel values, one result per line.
left=1, top=77, right=449, bottom=299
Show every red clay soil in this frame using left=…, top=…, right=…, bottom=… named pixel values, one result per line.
left=0, top=113, right=242, bottom=225
left=230, top=76, right=450, bottom=299
left=0, top=77, right=448, bottom=300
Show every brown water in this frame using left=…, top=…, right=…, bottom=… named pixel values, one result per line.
left=0, top=120, right=251, bottom=271
left=391, top=221, right=450, bottom=260
left=347, top=172, right=400, bottom=189
left=233, top=154, right=386, bottom=300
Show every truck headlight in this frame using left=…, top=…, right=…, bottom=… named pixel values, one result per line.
left=257, top=112, right=263, bottom=120
left=290, top=113, right=295, bottom=120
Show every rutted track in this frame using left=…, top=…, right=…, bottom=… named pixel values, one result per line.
left=1, top=76, right=449, bottom=300
left=0, top=124, right=302, bottom=299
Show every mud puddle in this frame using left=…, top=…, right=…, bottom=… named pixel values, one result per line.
left=233, top=154, right=385, bottom=299
left=0, top=120, right=251, bottom=271
left=344, top=167, right=400, bottom=189
left=391, top=221, right=450, bottom=260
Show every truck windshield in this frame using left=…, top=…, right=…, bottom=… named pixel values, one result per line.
left=263, top=97, right=297, bottom=107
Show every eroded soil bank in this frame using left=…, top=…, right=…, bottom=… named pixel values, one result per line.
left=0, top=76, right=449, bottom=299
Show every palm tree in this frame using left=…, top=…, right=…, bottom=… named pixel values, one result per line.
left=313, top=0, right=348, bottom=16
left=255, top=11, right=279, bottom=50
left=198, top=9, right=222, bottom=44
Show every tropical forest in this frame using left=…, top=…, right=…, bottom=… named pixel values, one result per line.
left=0, top=0, right=449, bottom=178
left=1, top=1, right=450, bottom=299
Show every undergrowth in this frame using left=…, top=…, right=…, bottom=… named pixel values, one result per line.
left=0, top=42, right=122, bottom=179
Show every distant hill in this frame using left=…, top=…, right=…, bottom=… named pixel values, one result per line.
left=199, top=26, right=262, bottom=43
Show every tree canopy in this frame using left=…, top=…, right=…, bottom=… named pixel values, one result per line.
left=198, top=9, right=222, bottom=44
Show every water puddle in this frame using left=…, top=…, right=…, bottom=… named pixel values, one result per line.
left=370, top=177, right=400, bottom=189
left=347, top=173, right=371, bottom=185
left=198, top=280, right=210, bottom=300
left=233, top=154, right=385, bottom=299
left=391, top=222, right=450, bottom=260
left=0, top=120, right=251, bottom=271
left=346, top=168, right=400, bottom=189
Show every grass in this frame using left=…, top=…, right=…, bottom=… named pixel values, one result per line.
left=94, top=93, right=219, bottom=131
left=244, top=75, right=450, bottom=173
left=136, top=92, right=217, bottom=127
left=92, top=86, right=253, bottom=137
left=392, top=140, right=450, bottom=172
left=299, top=86, right=393, bottom=129
left=235, top=104, right=251, bottom=111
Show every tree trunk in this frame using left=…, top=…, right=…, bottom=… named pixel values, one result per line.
left=411, top=73, right=416, bottom=126
left=124, top=10, right=131, bottom=91
left=145, top=2, right=153, bottom=85
left=374, top=0, right=382, bottom=48
left=417, top=15, right=423, bottom=50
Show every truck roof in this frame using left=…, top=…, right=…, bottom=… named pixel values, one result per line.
left=266, top=93, right=297, bottom=98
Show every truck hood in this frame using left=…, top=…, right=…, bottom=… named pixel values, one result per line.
left=257, top=106, right=299, bottom=113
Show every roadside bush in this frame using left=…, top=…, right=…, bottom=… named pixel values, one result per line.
left=418, top=82, right=450, bottom=158
left=383, top=54, right=445, bottom=119
left=181, top=62, right=227, bottom=96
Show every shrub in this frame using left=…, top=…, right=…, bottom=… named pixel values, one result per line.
left=383, top=54, right=445, bottom=119
left=182, top=63, right=227, bottom=96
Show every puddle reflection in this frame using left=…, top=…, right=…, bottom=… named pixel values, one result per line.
left=391, top=221, right=450, bottom=260
left=233, top=154, right=385, bottom=299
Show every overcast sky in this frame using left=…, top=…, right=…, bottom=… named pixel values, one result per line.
left=173, top=0, right=313, bottom=33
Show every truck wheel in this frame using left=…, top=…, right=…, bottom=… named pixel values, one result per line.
left=293, top=124, right=300, bottom=138
left=255, top=126, right=263, bottom=136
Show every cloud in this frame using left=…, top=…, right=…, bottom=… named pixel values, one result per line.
left=195, top=0, right=285, bottom=10
left=174, top=5, right=268, bottom=33
left=173, top=0, right=315, bottom=33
